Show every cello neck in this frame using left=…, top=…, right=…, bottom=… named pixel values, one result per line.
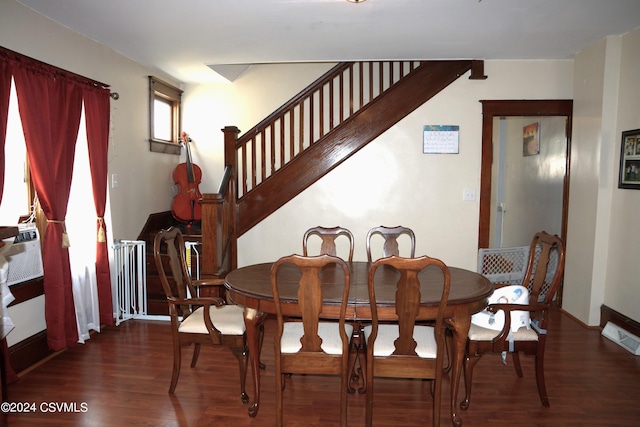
left=182, top=132, right=195, bottom=183
left=185, top=139, right=195, bottom=183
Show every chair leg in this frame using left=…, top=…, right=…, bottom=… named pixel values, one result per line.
left=231, top=345, right=250, bottom=404
left=340, top=370, right=349, bottom=427
left=460, top=354, right=481, bottom=410
left=357, top=334, right=368, bottom=395
left=432, top=377, right=441, bottom=427
left=275, top=357, right=284, bottom=427
left=365, top=377, right=373, bottom=427
left=259, top=323, right=266, bottom=370
left=443, top=328, right=453, bottom=373
left=169, top=342, right=182, bottom=394
left=534, top=352, right=550, bottom=407
left=190, top=343, right=201, bottom=368
left=365, top=358, right=374, bottom=427
left=512, top=351, right=524, bottom=377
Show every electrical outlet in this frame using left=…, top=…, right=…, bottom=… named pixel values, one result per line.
left=111, top=173, right=118, bottom=188
left=463, top=188, right=476, bottom=201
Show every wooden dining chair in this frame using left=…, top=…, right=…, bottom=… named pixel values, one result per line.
left=153, top=227, right=249, bottom=402
left=363, top=255, right=451, bottom=427
left=365, top=225, right=416, bottom=261
left=303, top=226, right=355, bottom=261
left=271, top=254, right=353, bottom=427
left=461, top=231, right=565, bottom=410
left=302, top=226, right=364, bottom=393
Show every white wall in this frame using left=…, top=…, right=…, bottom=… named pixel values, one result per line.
left=0, top=0, right=181, bottom=241
left=181, top=63, right=336, bottom=195
left=564, top=38, right=610, bottom=325
left=564, top=27, right=640, bottom=326
left=603, top=28, right=640, bottom=323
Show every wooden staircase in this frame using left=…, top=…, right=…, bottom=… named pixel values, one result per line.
left=150, top=61, right=487, bottom=303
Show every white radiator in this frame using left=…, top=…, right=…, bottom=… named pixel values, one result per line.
left=113, top=240, right=147, bottom=325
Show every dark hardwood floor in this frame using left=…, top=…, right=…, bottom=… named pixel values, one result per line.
left=3, top=308, right=640, bottom=426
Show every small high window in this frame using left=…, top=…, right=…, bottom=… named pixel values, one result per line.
left=148, top=76, right=182, bottom=154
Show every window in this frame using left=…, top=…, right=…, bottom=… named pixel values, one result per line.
left=0, top=79, right=98, bottom=234
left=148, top=76, right=183, bottom=154
left=0, top=79, right=33, bottom=225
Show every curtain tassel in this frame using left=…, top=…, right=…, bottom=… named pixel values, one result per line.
left=47, top=219, right=70, bottom=248
left=97, top=217, right=106, bottom=243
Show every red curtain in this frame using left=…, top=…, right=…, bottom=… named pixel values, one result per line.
left=12, top=63, right=83, bottom=350
left=83, top=86, right=114, bottom=326
left=0, top=51, right=19, bottom=384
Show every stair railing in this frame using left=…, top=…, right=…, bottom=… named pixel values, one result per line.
left=230, top=61, right=424, bottom=199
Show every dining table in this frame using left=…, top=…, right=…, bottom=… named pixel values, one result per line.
left=225, top=260, right=493, bottom=426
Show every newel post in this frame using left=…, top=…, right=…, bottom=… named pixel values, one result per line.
left=200, top=126, right=240, bottom=279
left=223, top=126, right=240, bottom=271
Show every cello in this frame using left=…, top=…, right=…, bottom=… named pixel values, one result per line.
left=171, top=132, right=202, bottom=223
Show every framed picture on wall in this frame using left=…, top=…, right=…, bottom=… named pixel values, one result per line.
left=618, top=128, right=640, bottom=189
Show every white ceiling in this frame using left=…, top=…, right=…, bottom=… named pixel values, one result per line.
left=16, top=0, right=640, bottom=84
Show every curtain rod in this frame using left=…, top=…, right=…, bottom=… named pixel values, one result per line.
left=0, top=45, right=118, bottom=100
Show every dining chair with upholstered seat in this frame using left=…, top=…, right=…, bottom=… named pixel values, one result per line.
left=271, top=254, right=353, bottom=427
left=153, top=227, right=249, bottom=402
left=303, top=226, right=364, bottom=393
left=461, top=231, right=565, bottom=410
left=365, top=225, right=416, bottom=261
left=363, top=255, right=451, bottom=427
left=303, top=226, right=355, bottom=261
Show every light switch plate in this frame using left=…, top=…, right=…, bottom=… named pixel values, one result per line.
left=463, top=188, right=476, bottom=201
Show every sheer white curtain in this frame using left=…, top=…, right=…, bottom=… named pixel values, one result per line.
left=67, top=105, right=103, bottom=343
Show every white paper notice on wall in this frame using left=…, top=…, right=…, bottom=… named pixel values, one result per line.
left=423, top=125, right=459, bottom=154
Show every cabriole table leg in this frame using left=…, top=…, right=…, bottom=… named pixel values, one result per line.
left=243, top=308, right=266, bottom=417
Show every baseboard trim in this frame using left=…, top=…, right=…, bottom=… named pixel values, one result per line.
left=600, top=304, right=640, bottom=338
left=558, top=308, right=597, bottom=329
left=8, top=331, right=55, bottom=375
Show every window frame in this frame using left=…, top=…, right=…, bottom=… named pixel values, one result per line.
left=148, top=76, right=183, bottom=154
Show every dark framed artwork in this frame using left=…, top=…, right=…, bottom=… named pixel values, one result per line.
left=619, top=128, right=640, bottom=189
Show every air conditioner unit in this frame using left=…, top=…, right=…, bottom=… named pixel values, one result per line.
left=0, top=223, right=44, bottom=286
left=602, top=322, right=640, bottom=356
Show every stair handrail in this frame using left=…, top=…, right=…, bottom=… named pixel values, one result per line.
left=231, top=61, right=426, bottom=202
left=236, top=62, right=353, bottom=146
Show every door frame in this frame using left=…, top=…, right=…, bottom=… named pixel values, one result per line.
left=478, top=100, right=573, bottom=302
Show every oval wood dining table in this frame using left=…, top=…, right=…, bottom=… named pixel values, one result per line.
left=225, top=260, right=493, bottom=426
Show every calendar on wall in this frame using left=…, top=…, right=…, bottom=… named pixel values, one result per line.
left=423, top=125, right=459, bottom=154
